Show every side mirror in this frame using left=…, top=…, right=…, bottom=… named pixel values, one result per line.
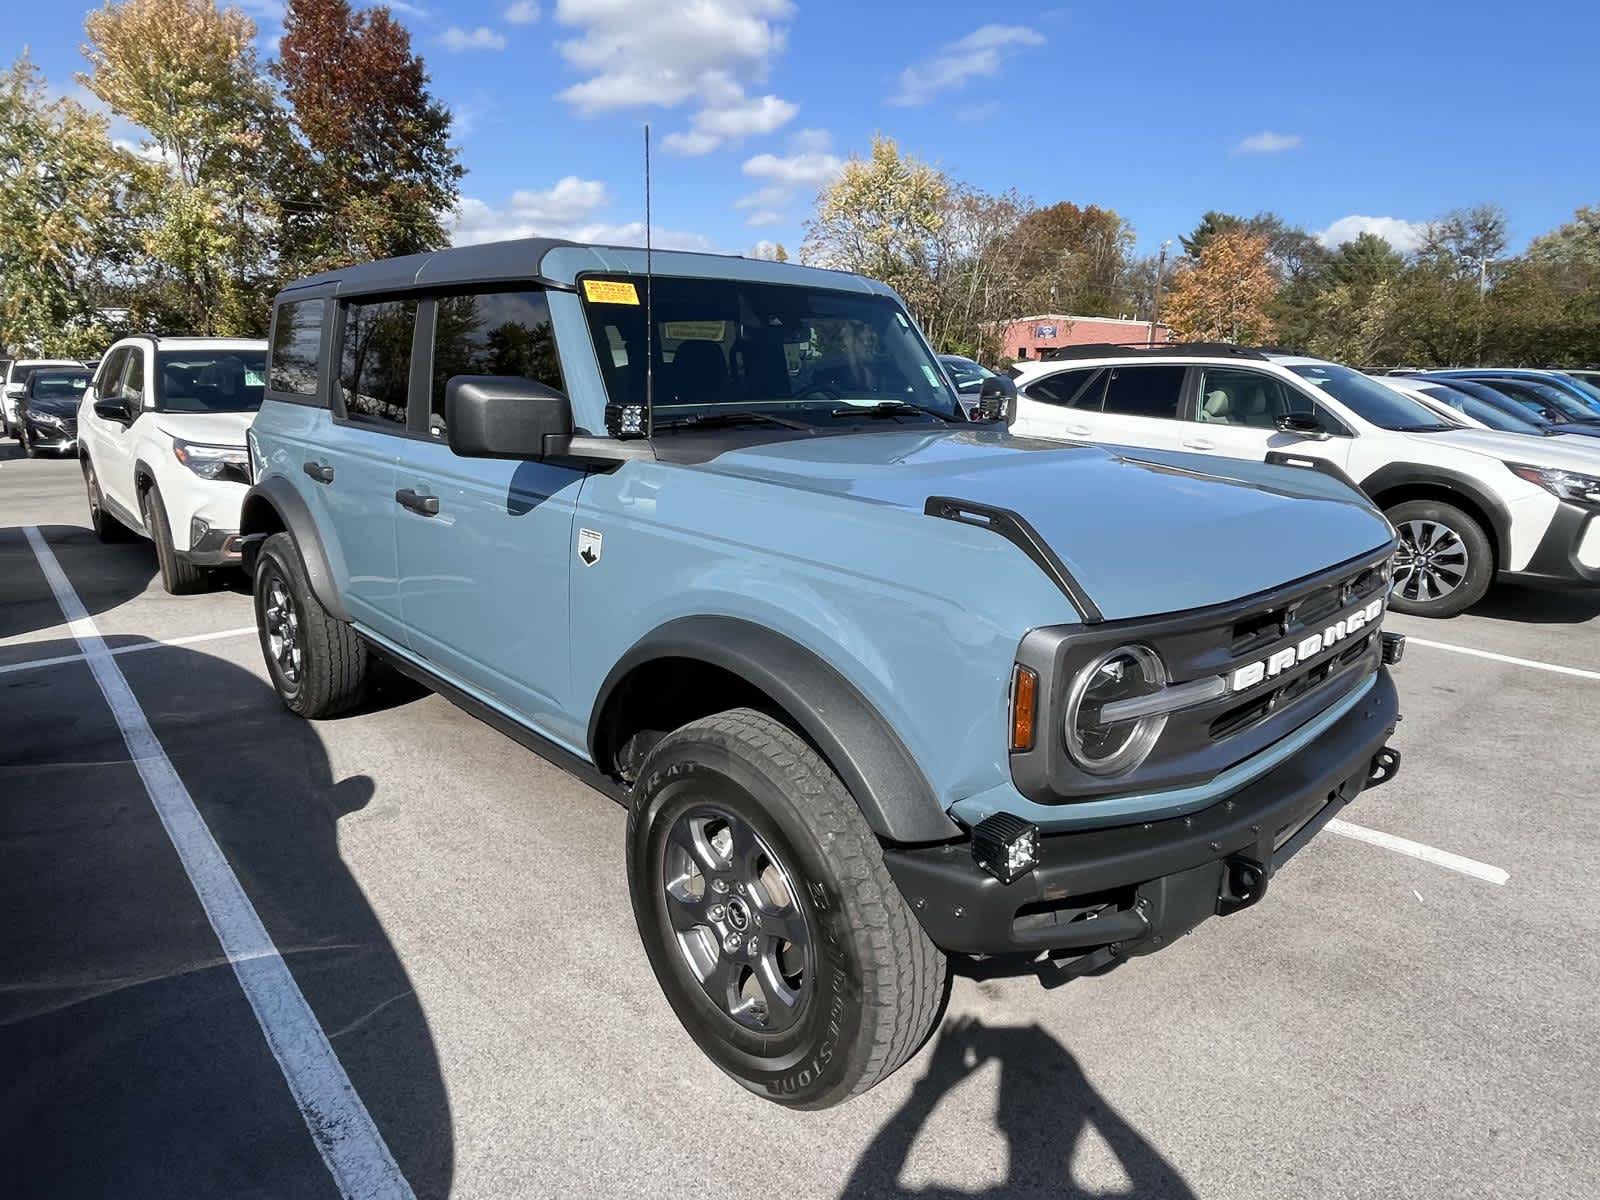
left=1275, top=412, right=1329, bottom=440
left=94, top=395, right=134, bottom=423
left=974, top=375, right=1016, bottom=423
left=445, top=375, right=573, bottom=460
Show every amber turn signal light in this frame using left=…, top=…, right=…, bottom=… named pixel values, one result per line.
left=1009, top=665, right=1038, bottom=753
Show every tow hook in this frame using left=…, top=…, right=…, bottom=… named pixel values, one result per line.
left=1217, top=857, right=1267, bottom=916
left=1367, top=746, right=1402, bottom=788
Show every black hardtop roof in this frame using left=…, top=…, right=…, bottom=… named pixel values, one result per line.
left=278, top=237, right=581, bottom=298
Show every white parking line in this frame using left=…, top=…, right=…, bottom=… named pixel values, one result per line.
left=1325, top=818, right=1510, bottom=885
left=22, top=527, right=414, bottom=1200
left=1404, top=636, right=1600, bottom=682
left=0, top=626, right=256, bottom=677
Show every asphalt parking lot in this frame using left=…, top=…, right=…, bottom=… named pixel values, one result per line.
left=3, top=439, right=1598, bottom=1200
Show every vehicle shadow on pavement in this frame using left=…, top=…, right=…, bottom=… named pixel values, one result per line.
left=0, top=641, right=453, bottom=1199
left=1470, top=585, right=1600, bottom=625
left=842, top=1015, right=1196, bottom=1199
left=0, top=524, right=156, bottom=639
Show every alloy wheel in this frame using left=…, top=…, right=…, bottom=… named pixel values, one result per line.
left=262, top=572, right=303, bottom=687
left=661, top=806, right=812, bottom=1033
left=1393, top=519, right=1470, bottom=605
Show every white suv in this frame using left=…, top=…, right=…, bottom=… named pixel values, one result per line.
left=1011, top=345, right=1600, bottom=617
left=77, top=335, right=267, bottom=593
left=4, top=358, right=88, bottom=436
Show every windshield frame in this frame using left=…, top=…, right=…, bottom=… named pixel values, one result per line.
left=153, top=347, right=268, bottom=415
left=576, top=273, right=967, bottom=439
left=1289, top=363, right=1455, bottom=432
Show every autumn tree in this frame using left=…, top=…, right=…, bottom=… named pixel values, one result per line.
left=1161, top=230, right=1278, bottom=344
left=276, top=0, right=461, bottom=274
left=1011, top=201, right=1135, bottom=315
left=0, top=55, right=137, bottom=355
left=81, top=0, right=284, bottom=335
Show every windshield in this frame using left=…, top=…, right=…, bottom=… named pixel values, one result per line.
left=580, top=275, right=962, bottom=432
left=1290, top=363, right=1454, bottom=431
left=155, top=349, right=267, bottom=413
left=1552, top=373, right=1600, bottom=407
left=1481, top=377, right=1599, bottom=422
left=1416, top=383, right=1545, bottom=434
left=28, top=370, right=91, bottom=403
left=940, top=356, right=995, bottom=390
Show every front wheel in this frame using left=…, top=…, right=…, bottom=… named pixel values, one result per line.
left=253, top=532, right=369, bottom=718
left=1385, top=499, right=1493, bottom=617
left=82, top=457, right=132, bottom=542
left=142, top=485, right=206, bottom=595
left=628, top=708, right=947, bottom=1109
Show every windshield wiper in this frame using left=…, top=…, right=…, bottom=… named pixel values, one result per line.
left=654, top=410, right=812, bottom=432
left=829, top=400, right=955, bottom=423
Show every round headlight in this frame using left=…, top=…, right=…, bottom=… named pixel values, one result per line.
left=1063, top=644, right=1168, bottom=776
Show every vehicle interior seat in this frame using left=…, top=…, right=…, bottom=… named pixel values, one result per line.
left=666, top=339, right=727, bottom=403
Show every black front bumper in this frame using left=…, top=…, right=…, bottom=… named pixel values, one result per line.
left=1503, top=501, right=1600, bottom=587
left=183, top=525, right=243, bottom=567
left=883, top=668, right=1401, bottom=971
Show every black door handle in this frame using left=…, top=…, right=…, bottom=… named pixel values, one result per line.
left=303, top=461, right=335, bottom=483
left=395, top=488, right=440, bottom=516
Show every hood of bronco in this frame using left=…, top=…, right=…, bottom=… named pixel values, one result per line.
left=692, top=429, right=1395, bottom=621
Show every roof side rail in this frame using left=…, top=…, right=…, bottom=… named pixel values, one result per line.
left=1034, top=341, right=1267, bottom=363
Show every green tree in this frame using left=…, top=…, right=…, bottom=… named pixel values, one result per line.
left=1180, top=210, right=1244, bottom=257
left=276, top=0, right=461, bottom=274
left=81, top=0, right=285, bottom=334
left=0, top=55, right=135, bottom=355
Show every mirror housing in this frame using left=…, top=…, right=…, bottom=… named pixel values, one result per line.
left=445, top=375, right=574, bottom=460
left=974, top=375, right=1016, bottom=423
left=1275, top=412, right=1329, bottom=440
left=93, top=394, right=135, bottom=423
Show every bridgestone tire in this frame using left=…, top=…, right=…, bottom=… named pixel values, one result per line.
left=627, top=707, right=948, bottom=1109
left=143, top=486, right=206, bottom=595
left=253, top=531, right=369, bottom=718
left=82, top=458, right=132, bottom=543
left=1384, top=499, right=1493, bottom=618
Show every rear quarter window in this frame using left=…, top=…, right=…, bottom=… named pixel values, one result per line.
left=269, top=298, right=327, bottom=399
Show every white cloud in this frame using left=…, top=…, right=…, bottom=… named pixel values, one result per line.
left=734, top=128, right=842, bottom=225
left=555, top=0, right=797, bottom=155
left=1317, top=215, right=1427, bottom=253
left=450, top=178, right=714, bottom=251
left=1233, top=130, right=1302, bottom=155
left=441, top=26, right=508, bottom=51
left=890, top=24, right=1044, bottom=107
left=745, top=210, right=784, bottom=228
left=382, top=0, right=431, bottom=16
left=503, top=0, right=540, bottom=23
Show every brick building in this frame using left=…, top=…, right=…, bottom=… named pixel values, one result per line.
left=999, top=314, right=1172, bottom=362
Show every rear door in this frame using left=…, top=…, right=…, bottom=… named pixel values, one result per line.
left=1089, top=364, right=1190, bottom=451
left=392, top=288, right=584, bottom=732
left=1182, top=365, right=1354, bottom=473
left=1012, top=367, right=1103, bottom=439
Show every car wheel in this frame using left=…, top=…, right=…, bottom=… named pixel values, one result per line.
left=1385, top=499, right=1493, bottom=617
left=22, top=425, right=39, bottom=457
left=628, top=707, right=948, bottom=1109
left=82, top=457, right=132, bottom=542
left=141, top=485, right=207, bottom=595
left=253, top=532, right=369, bottom=718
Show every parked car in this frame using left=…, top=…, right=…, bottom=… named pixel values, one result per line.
left=1563, top=368, right=1600, bottom=390
left=1422, top=369, right=1600, bottom=416
left=3, top=358, right=87, bottom=437
left=1388, top=374, right=1600, bottom=441
left=937, top=353, right=1015, bottom=419
left=241, top=240, right=1404, bottom=1108
left=16, top=365, right=93, bottom=456
left=77, top=335, right=267, bottom=593
left=1012, top=345, right=1600, bottom=616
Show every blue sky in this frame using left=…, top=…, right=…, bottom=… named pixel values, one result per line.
left=15, top=0, right=1600, bottom=260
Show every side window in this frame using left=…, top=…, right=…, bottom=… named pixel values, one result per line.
left=429, top=290, right=562, bottom=433
left=123, top=347, right=147, bottom=407
left=338, top=298, right=418, bottom=429
left=1194, top=367, right=1310, bottom=429
left=1025, top=368, right=1103, bottom=408
left=270, top=298, right=326, bottom=398
left=97, top=349, right=126, bottom=396
left=1101, top=365, right=1185, bottom=420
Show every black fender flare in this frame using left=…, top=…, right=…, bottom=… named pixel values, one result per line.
left=590, top=616, right=960, bottom=845
left=1359, top=462, right=1513, bottom=564
left=239, top=475, right=350, bottom=621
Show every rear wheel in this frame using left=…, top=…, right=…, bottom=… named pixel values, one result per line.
left=628, top=708, right=947, bottom=1109
left=141, top=485, right=206, bottom=595
left=82, top=457, right=132, bottom=542
left=1385, top=499, right=1492, bottom=617
left=254, top=531, right=369, bottom=718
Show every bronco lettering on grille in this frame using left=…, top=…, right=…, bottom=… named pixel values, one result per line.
left=1228, top=598, right=1384, bottom=694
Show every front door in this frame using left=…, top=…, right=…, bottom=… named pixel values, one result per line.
left=1183, top=365, right=1354, bottom=473
left=392, top=289, right=583, bottom=739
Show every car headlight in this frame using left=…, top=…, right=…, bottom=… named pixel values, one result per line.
left=1063, top=644, right=1169, bottom=776
left=1507, top=462, right=1600, bottom=507
left=30, top=410, right=66, bottom=427
left=173, top=437, right=250, bottom=484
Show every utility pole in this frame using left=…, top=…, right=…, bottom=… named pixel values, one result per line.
left=1148, top=240, right=1172, bottom=346
left=1475, top=255, right=1495, bottom=365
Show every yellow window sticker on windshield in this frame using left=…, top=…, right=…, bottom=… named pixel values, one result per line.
left=583, top=279, right=640, bottom=305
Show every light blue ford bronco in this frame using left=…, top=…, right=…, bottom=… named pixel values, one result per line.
left=241, top=240, right=1405, bottom=1108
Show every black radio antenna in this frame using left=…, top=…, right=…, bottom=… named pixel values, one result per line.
left=644, top=123, right=655, bottom=439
